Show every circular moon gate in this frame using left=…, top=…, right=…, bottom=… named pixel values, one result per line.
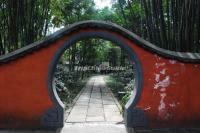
left=0, top=21, right=200, bottom=129
left=46, top=30, right=145, bottom=128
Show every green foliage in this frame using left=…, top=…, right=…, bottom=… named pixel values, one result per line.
left=93, top=7, right=114, bottom=21
left=105, top=70, right=135, bottom=112
left=0, top=0, right=51, bottom=54
left=55, top=64, right=88, bottom=109
left=121, top=91, right=131, bottom=108
left=51, top=0, right=96, bottom=26
left=1, top=0, right=200, bottom=55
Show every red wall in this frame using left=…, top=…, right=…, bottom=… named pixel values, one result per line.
left=125, top=38, right=200, bottom=128
left=0, top=29, right=200, bottom=129
left=0, top=35, right=68, bottom=129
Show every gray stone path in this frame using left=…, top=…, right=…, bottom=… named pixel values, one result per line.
left=59, top=75, right=127, bottom=133
left=66, top=75, right=123, bottom=123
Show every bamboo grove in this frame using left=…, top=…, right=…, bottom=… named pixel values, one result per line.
left=0, top=0, right=200, bottom=55
left=0, top=0, right=51, bottom=55
left=118, top=0, right=200, bottom=52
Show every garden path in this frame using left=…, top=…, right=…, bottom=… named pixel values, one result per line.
left=62, top=75, right=127, bottom=133
left=66, top=75, right=123, bottom=123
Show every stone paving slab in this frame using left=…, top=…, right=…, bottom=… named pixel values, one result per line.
left=61, top=123, right=127, bottom=133
left=66, top=106, right=88, bottom=122
left=103, top=100, right=116, bottom=105
left=87, top=107, right=104, bottom=116
left=86, top=116, right=105, bottom=122
left=74, top=102, right=88, bottom=106
left=89, top=103, right=103, bottom=108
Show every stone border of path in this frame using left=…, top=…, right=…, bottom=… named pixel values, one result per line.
left=103, top=76, right=123, bottom=114
left=106, top=87, right=123, bottom=113
left=102, top=76, right=124, bottom=124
